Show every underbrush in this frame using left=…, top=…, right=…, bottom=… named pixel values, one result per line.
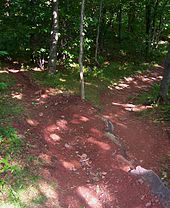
left=134, top=83, right=170, bottom=122
left=32, top=59, right=154, bottom=109
left=0, top=71, right=61, bottom=208
left=133, top=83, right=170, bottom=185
left=0, top=73, right=43, bottom=207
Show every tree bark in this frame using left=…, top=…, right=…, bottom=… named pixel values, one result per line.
left=128, top=1, right=135, bottom=33
left=145, top=1, right=152, bottom=57
left=95, top=0, right=103, bottom=63
left=118, top=2, right=122, bottom=44
left=79, top=0, right=85, bottom=100
left=159, top=43, right=170, bottom=102
left=48, top=0, right=59, bottom=74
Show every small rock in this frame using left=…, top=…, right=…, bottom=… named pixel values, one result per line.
left=155, top=199, right=159, bottom=203
left=102, top=172, right=107, bottom=175
left=141, top=195, right=145, bottom=200
left=64, top=143, right=70, bottom=148
left=137, top=178, right=144, bottom=184
left=145, top=202, right=152, bottom=207
left=93, top=176, right=100, bottom=182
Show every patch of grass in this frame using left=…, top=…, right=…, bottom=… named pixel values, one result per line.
left=133, top=83, right=170, bottom=121
left=135, top=84, right=160, bottom=105
left=0, top=82, right=8, bottom=91
left=32, top=60, right=152, bottom=109
left=32, top=194, right=47, bottom=205
left=32, top=70, right=106, bottom=108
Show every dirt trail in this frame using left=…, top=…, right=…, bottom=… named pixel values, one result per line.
left=10, top=68, right=170, bottom=208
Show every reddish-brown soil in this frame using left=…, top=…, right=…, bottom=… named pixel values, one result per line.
left=9, top=67, right=170, bottom=208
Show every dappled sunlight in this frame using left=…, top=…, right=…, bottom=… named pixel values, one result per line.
left=115, top=154, right=134, bottom=173
left=46, top=124, right=60, bottom=132
left=44, top=120, right=68, bottom=144
left=102, top=114, right=127, bottom=129
left=38, top=180, right=60, bottom=207
left=0, top=203, right=15, bottom=208
left=50, top=133, right=61, bottom=142
left=46, top=119, right=68, bottom=132
left=71, top=114, right=89, bottom=124
left=56, top=119, right=68, bottom=130
left=11, top=92, right=23, bottom=100
left=87, top=137, right=111, bottom=151
left=14, top=178, right=60, bottom=207
left=60, top=159, right=80, bottom=170
left=0, top=70, right=9, bottom=74
left=39, top=153, right=51, bottom=164
left=115, top=83, right=130, bottom=90
left=44, top=131, right=60, bottom=145
left=90, top=128, right=101, bottom=136
left=77, top=186, right=103, bottom=208
left=112, top=102, right=153, bottom=112
left=46, top=88, right=63, bottom=95
left=26, top=118, right=39, bottom=126
left=77, top=184, right=115, bottom=208
left=17, top=185, right=39, bottom=204
left=108, top=67, right=163, bottom=93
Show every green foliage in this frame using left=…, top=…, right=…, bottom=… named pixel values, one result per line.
left=0, top=73, right=22, bottom=122
left=0, top=82, right=8, bottom=91
left=32, top=195, right=47, bottom=205
left=0, top=51, right=8, bottom=57
left=135, top=84, right=160, bottom=105
left=134, top=83, right=170, bottom=121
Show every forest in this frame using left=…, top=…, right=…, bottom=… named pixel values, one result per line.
left=0, top=0, right=170, bottom=207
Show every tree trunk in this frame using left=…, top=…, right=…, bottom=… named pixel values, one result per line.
left=145, top=1, right=152, bottom=57
left=48, top=0, right=59, bottom=74
left=79, top=0, right=85, bottom=100
left=159, top=43, right=170, bottom=102
left=118, top=3, right=122, bottom=44
left=95, top=0, right=103, bottom=63
left=128, top=1, right=135, bottom=33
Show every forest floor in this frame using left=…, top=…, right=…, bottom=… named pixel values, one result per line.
left=2, top=66, right=170, bottom=208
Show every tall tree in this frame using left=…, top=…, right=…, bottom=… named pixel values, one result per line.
left=118, top=1, right=123, bottom=43
left=95, top=0, right=103, bottom=63
left=48, top=0, right=59, bottom=74
left=79, top=0, right=85, bottom=100
left=159, top=42, right=170, bottom=102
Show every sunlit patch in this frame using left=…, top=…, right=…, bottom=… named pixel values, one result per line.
left=38, top=180, right=60, bottom=206
left=87, top=137, right=110, bottom=151
left=115, top=83, right=129, bottom=90
left=61, top=160, right=80, bottom=170
left=0, top=70, right=9, bottom=74
left=116, top=154, right=134, bottom=172
left=80, top=116, right=89, bottom=122
left=35, top=98, right=46, bottom=105
left=59, top=78, right=66, bottom=82
left=50, top=133, right=61, bottom=141
left=77, top=186, right=102, bottom=208
left=124, top=77, right=133, bottom=82
left=18, top=185, right=39, bottom=203
left=90, top=128, right=101, bottom=136
left=112, top=102, right=153, bottom=112
left=0, top=203, right=15, bottom=208
left=11, top=92, right=23, bottom=100
left=26, top=118, right=39, bottom=126
left=46, top=88, right=63, bottom=95
left=56, top=119, right=68, bottom=130
left=46, top=124, right=60, bottom=132
left=41, top=94, right=48, bottom=98
left=7, top=69, right=20, bottom=73
left=71, top=114, right=89, bottom=124
left=39, top=153, right=51, bottom=164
